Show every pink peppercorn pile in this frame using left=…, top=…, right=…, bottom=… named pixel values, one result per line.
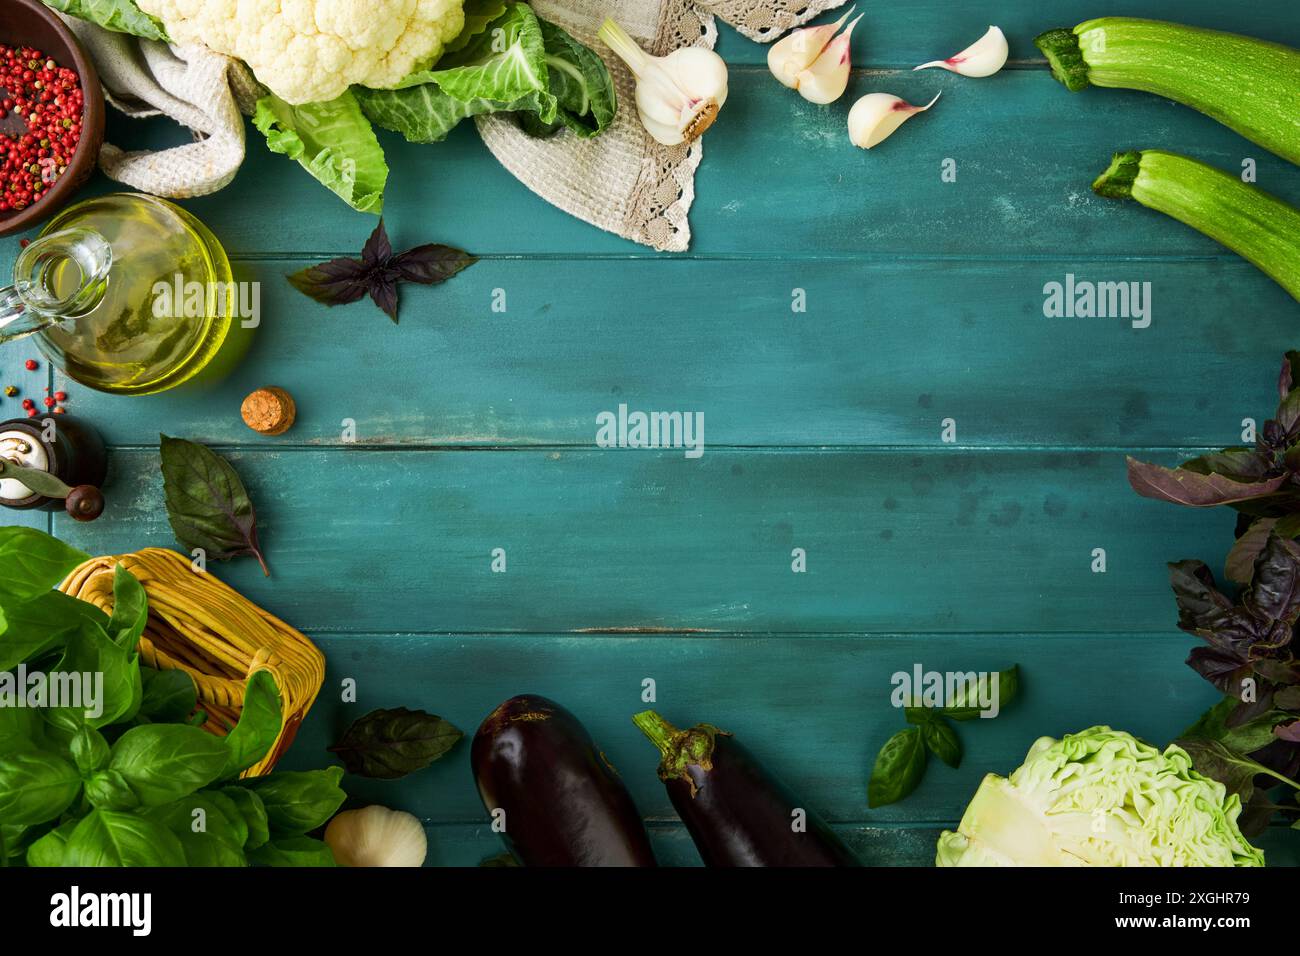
left=0, top=45, right=83, bottom=214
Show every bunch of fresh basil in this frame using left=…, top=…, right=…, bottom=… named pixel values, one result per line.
left=0, top=527, right=345, bottom=867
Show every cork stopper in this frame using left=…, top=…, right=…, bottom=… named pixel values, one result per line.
left=241, top=387, right=297, bottom=436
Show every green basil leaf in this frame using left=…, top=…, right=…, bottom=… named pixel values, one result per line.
left=903, top=707, right=935, bottom=726
left=0, top=527, right=88, bottom=603
left=867, top=727, right=927, bottom=808
left=0, top=590, right=106, bottom=670
left=107, top=565, right=148, bottom=652
left=63, top=809, right=186, bottom=866
left=50, top=620, right=142, bottom=728
left=218, top=669, right=283, bottom=779
left=247, top=835, right=336, bottom=867
left=922, top=719, right=962, bottom=768
left=0, top=750, right=81, bottom=825
left=220, top=786, right=270, bottom=850
left=939, top=666, right=1019, bottom=721
left=159, top=435, right=269, bottom=575
left=145, top=792, right=249, bottom=866
left=138, top=667, right=197, bottom=723
left=70, top=725, right=110, bottom=776
left=84, top=769, right=140, bottom=810
left=25, top=819, right=76, bottom=867
left=235, top=766, right=346, bottom=835
left=0, top=705, right=42, bottom=752
left=328, top=707, right=462, bottom=779
left=108, top=724, right=229, bottom=806
left=1, top=822, right=43, bottom=865
left=1178, top=737, right=1300, bottom=803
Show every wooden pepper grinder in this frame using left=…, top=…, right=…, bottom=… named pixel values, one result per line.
left=0, top=415, right=108, bottom=520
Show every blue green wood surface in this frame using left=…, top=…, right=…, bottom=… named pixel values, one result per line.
left=2, top=1, right=1299, bottom=865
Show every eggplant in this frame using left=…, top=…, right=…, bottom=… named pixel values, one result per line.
left=472, top=695, right=657, bottom=866
left=633, top=710, right=860, bottom=867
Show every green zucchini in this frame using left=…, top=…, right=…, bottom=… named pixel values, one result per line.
left=1093, top=149, right=1300, bottom=302
left=1036, top=18, right=1300, bottom=165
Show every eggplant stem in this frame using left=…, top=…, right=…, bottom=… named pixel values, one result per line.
left=632, top=710, right=680, bottom=757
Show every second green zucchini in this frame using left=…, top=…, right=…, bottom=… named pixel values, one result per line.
left=1093, top=149, right=1300, bottom=302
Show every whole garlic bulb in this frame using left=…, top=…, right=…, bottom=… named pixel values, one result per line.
left=324, top=806, right=427, bottom=867
left=598, top=18, right=729, bottom=146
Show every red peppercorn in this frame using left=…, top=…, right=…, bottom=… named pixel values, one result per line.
left=24, top=359, right=37, bottom=370
left=0, top=44, right=82, bottom=212
left=53, top=390, right=67, bottom=401
left=41, top=396, right=54, bottom=408
left=20, top=398, right=34, bottom=409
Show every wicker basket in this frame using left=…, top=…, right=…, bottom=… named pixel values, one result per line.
left=60, top=548, right=325, bottom=776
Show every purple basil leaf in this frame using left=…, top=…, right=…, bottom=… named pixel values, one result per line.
left=1243, top=534, right=1300, bottom=629
left=159, top=434, right=269, bottom=576
left=1169, top=560, right=1236, bottom=624
left=1278, top=392, right=1300, bottom=433
left=361, top=218, right=393, bottom=267
left=287, top=258, right=371, bottom=306
left=1181, top=448, right=1275, bottom=481
left=369, top=277, right=400, bottom=323
left=1186, top=647, right=1247, bottom=692
left=1225, top=518, right=1279, bottom=585
left=1127, top=456, right=1288, bottom=507
left=1281, top=351, right=1300, bottom=401
left=390, top=244, right=478, bottom=285
left=1274, top=721, right=1300, bottom=742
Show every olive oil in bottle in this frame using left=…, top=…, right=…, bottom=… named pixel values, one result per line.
left=0, top=194, right=251, bottom=395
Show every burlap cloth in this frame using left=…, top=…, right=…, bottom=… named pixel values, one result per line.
left=479, top=0, right=848, bottom=251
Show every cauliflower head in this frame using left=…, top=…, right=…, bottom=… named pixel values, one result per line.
left=936, top=726, right=1265, bottom=867
left=137, top=0, right=466, bottom=104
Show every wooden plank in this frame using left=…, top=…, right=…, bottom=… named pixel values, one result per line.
left=274, top=633, right=1220, bottom=824
left=713, top=2, right=1300, bottom=66
left=57, top=256, right=1289, bottom=449
left=53, top=447, right=1230, bottom=634
left=54, top=68, right=1298, bottom=260
left=412, top=821, right=1300, bottom=867
left=273, top=632, right=1295, bottom=865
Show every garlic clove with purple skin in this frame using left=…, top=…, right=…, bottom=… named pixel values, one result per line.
left=598, top=18, right=729, bottom=146
left=767, top=6, right=856, bottom=89
left=848, top=92, right=940, bottom=149
left=793, top=14, right=864, bottom=105
left=914, top=25, right=1008, bottom=78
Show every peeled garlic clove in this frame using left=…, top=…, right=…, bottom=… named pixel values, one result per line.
left=847, top=92, right=940, bottom=149
left=914, top=25, right=1008, bottom=77
left=324, top=805, right=427, bottom=867
left=767, top=6, right=856, bottom=89
left=794, top=14, right=863, bottom=105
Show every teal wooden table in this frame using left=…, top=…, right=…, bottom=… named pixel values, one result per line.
left=4, top=0, right=1299, bottom=865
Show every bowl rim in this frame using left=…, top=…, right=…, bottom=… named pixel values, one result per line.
left=0, top=0, right=106, bottom=238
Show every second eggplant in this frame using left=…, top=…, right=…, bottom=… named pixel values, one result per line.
left=633, top=710, right=860, bottom=867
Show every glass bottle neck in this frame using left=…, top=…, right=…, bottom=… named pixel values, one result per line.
left=0, top=228, right=112, bottom=345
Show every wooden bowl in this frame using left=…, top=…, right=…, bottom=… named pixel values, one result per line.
left=0, top=0, right=105, bottom=237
